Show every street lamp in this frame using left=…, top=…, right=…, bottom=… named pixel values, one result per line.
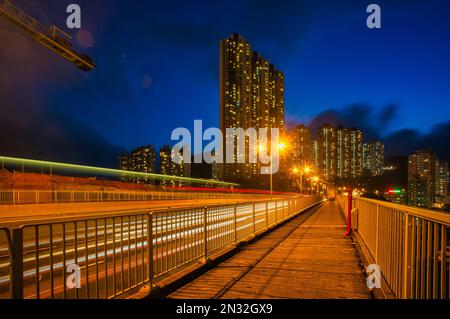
left=292, top=165, right=313, bottom=195
left=259, top=142, right=286, bottom=197
left=311, top=176, right=319, bottom=195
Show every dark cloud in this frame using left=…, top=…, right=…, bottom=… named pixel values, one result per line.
left=0, top=84, right=125, bottom=168
left=305, top=104, right=450, bottom=162
left=383, top=129, right=422, bottom=158
left=0, top=21, right=73, bottom=85
left=383, top=123, right=450, bottom=162
left=379, top=104, right=398, bottom=126
left=307, top=103, right=394, bottom=141
left=0, top=11, right=125, bottom=168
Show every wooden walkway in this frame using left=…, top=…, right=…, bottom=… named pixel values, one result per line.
left=169, top=201, right=372, bottom=299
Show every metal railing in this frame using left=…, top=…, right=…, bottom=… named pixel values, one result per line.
left=0, top=195, right=323, bottom=299
left=0, top=227, right=11, bottom=299
left=0, top=189, right=250, bottom=206
left=337, top=195, right=450, bottom=299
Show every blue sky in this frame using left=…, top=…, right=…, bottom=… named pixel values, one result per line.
left=1, top=0, right=450, bottom=166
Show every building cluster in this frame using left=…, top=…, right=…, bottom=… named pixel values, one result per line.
left=116, top=33, right=448, bottom=212
left=219, top=33, right=285, bottom=183
left=289, top=124, right=384, bottom=182
left=408, top=150, right=449, bottom=208
left=119, top=145, right=190, bottom=186
left=219, top=33, right=387, bottom=185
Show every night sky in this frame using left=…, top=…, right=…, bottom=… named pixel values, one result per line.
left=1, top=0, right=450, bottom=167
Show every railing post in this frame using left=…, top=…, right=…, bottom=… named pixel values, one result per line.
left=288, top=199, right=292, bottom=216
left=11, top=228, right=24, bottom=299
left=375, top=204, right=380, bottom=262
left=402, top=213, right=412, bottom=299
left=233, top=204, right=238, bottom=244
left=275, top=201, right=278, bottom=222
left=344, top=189, right=352, bottom=236
left=253, top=203, right=256, bottom=235
left=147, top=213, right=154, bottom=289
left=203, top=206, right=208, bottom=260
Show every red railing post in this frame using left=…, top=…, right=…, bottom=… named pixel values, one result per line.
left=344, top=188, right=352, bottom=236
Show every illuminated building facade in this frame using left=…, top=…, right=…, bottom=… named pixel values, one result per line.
left=336, top=126, right=351, bottom=179
left=408, top=150, right=437, bottom=208
left=384, top=188, right=407, bottom=205
left=318, top=125, right=363, bottom=181
left=220, top=33, right=284, bottom=183
left=350, top=128, right=363, bottom=178
left=291, top=125, right=313, bottom=169
left=312, top=140, right=319, bottom=168
left=318, top=124, right=337, bottom=181
left=119, top=145, right=156, bottom=184
left=363, top=141, right=385, bottom=176
left=159, top=145, right=191, bottom=187
left=435, top=160, right=449, bottom=197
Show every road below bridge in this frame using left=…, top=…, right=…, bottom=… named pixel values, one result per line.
left=0, top=197, right=268, bottom=227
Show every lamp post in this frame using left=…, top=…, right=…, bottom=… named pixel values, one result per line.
left=260, top=142, right=286, bottom=198
left=312, top=176, right=319, bottom=195
left=293, top=166, right=312, bottom=195
left=303, top=166, right=311, bottom=195
left=292, top=167, right=301, bottom=194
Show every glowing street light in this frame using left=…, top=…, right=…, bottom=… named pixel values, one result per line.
left=291, top=165, right=314, bottom=195
left=259, top=141, right=287, bottom=197
left=258, top=144, right=265, bottom=153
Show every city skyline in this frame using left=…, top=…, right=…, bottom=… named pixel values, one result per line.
left=220, top=33, right=285, bottom=183
left=1, top=1, right=450, bottom=168
left=1, top=1, right=450, bottom=303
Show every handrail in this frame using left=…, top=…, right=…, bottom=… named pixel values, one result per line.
left=351, top=197, right=450, bottom=225
left=337, top=195, right=449, bottom=299
left=0, top=188, right=260, bottom=206
left=0, top=195, right=323, bottom=299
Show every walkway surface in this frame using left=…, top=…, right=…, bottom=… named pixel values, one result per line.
left=169, top=201, right=372, bottom=299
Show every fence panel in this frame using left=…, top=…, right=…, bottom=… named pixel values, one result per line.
left=337, top=195, right=450, bottom=299
left=18, top=213, right=149, bottom=299
left=0, top=228, right=11, bottom=299
left=1, top=195, right=322, bottom=299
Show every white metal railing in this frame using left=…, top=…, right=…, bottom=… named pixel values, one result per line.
left=0, top=195, right=323, bottom=299
left=0, top=189, right=254, bottom=206
left=337, top=195, right=450, bottom=299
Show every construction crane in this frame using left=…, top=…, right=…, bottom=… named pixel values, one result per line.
left=0, top=0, right=95, bottom=71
